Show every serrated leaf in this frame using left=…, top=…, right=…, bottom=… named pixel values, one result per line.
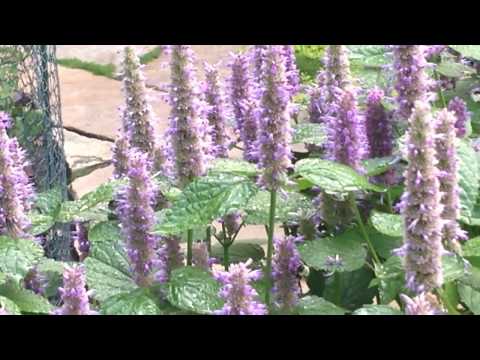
left=85, top=242, right=136, bottom=302
left=362, top=156, right=397, bottom=177
left=348, top=45, right=389, bottom=67
left=167, top=267, right=223, bottom=314
left=456, top=140, right=480, bottom=223
left=0, top=236, right=44, bottom=281
left=458, top=284, right=480, bottom=314
left=88, top=221, right=121, bottom=245
left=28, top=213, right=55, bottom=236
left=353, top=304, right=403, bottom=315
left=245, top=190, right=315, bottom=225
left=211, top=243, right=265, bottom=264
left=368, top=228, right=403, bottom=260
left=449, top=45, right=480, bottom=60
left=370, top=211, right=403, bottom=238
left=208, top=158, right=258, bottom=177
left=36, top=258, right=69, bottom=298
left=463, top=236, right=480, bottom=258
left=155, top=174, right=257, bottom=235
left=292, top=123, right=326, bottom=146
left=295, top=295, right=347, bottom=315
left=295, top=159, right=385, bottom=195
left=298, top=230, right=367, bottom=273
left=34, top=187, right=64, bottom=217
left=436, top=61, right=475, bottom=78
left=0, top=280, right=53, bottom=314
left=0, top=295, right=21, bottom=315
left=101, top=288, right=162, bottom=315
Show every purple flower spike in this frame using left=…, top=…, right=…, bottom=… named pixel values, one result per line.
left=192, top=241, right=213, bottom=272
left=0, top=112, right=34, bottom=238
left=282, top=45, right=300, bottom=97
left=155, top=235, right=184, bottom=284
left=167, top=45, right=210, bottom=188
left=116, top=149, right=159, bottom=287
left=272, top=236, right=303, bottom=311
left=204, top=62, right=230, bottom=158
left=219, top=211, right=244, bottom=237
left=257, top=45, right=293, bottom=191
left=399, top=100, right=444, bottom=294
left=435, top=109, right=467, bottom=253
left=112, top=129, right=130, bottom=179
left=252, top=45, right=267, bottom=86
left=400, top=292, right=444, bottom=315
left=213, top=259, right=267, bottom=315
left=365, top=87, right=395, bottom=184
left=52, top=265, right=97, bottom=315
left=447, top=97, right=470, bottom=138
left=393, top=45, right=431, bottom=121
left=152, top=139, right=174, bottom=179
left=121, top=47, right=156, bottom=158
left=325, top=45, right=351, bottom=90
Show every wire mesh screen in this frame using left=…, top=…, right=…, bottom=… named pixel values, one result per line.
left=0, top=45, right=70, bottom=260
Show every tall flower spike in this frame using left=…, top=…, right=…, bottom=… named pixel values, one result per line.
left=325, top=86, right=366, bottom=172
left=0, top=112, right=33, bottom=238
left=365, top=87, right=395, bottom=184
left=229, top=52, right=259, bottom=162
left=213, top=259, right=267, bottom=315
left=400, top=100, right=444, bottom=294
left=282, top=45, right=300, bottom=97
left=393, top=45, right=431, bottom=121
left=204, top=62, right=230, bottom=158
left=117, top=149, right=159, bottom=287
left=121, top=47, right=156, bottom=157
left=52, top=265, right=97, bottom=315
left=192, top=241, right=212, bottom=272
left=155, top=235, right=184, bottom=284
left=325, top=45, right=351, bottom=90
left=252, top=45, right=267, bottom=87
left=400, top=293, right=444, bottom=315
left=167, top=45, right=209, bottom=188
left=152, top=139, right=173, bottom=179
left=112, top=129, right=130, bottom=179
left=257, top=45, right=293, bottom=190
left=272, top=236, right=303, bottom=311
left=435, top=109, right=467, bottom=253
left=447, top=97, right=470, bottom=138
left=8, top=137, right=34, bottom=212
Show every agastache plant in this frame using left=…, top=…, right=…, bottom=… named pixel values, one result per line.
left=282, top=45, right=300, bottom=97
left=325, top=45, right=351, bottom=90
left=399, top=100, right=445, bottom=294
left=447, top=97, right=470, bottom=138
left=393, top=45, right=431, bottom=121
left=400, top=293, right=444, bottom=315
left=365, top=87, right=395, bottom=184
left=192, top=241, right=213, bottom=272
left=167, top=45, right=209, bottom=188
left=272, top=235, right=303, bottom=311
left=229, top=52, right=259, bottom=162
left=121, top=47, right=156, bottom=158
left=52, top=265, right=97, bottom=315
left=155, top=235, right=184, bottom=284
left=204, top=62, right=230, bottom=158
left=116, top=149, right=159, bottom=287
left=0, top=112, right=33, bottom=238
left=435, top=109, right=467, bottom=253
left=213, top=259, right=267, bottom=315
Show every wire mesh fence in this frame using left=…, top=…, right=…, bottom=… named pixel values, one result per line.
left=0, top=45, right=71, bottom=260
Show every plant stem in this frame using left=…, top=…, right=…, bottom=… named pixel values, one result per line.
left=223, top=244, right=230, bottom=271
left=334, top=271, right=343, bottom=306
left=206, top=226, right=212, bottom=253
left=349, top=193, right=382, bottom=266
left=265, top=189, right=277, bottom=308
left=187, top=229, right=193, bottom=266
left=386, top=190, right=393, bottom=213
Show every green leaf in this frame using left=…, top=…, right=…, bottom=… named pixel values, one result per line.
left=85, top=241, right=136, bottom=302
left=458, top=284, right=480, bottom=314
left=352, top=304, right=403, bottom=315
left=28, top=213, right=55, bottom=236
left=362, top=156, right=397, bottom=177
left=443, top=254, right=468, bottom=283
left=298, top=230, right=367, bottom=273
left=34, top=187, right=64, bottom=217
left=211, top=243, right=265, bottom=264
left=208, top=158, right=258, bottom=177
left=374, top=256, right=405, bottom=304
left=449, top=45, right=480, bottom=60
left=88, top=221, right=121, bottom=245
left=436, top=61, right=475, bottom=78
left=348, top=45, right=389, bottom=67
left=460, top=263, right=480, bottom=291
left=444, top=79, right=480, bottom=136
left=0, top=236, right=44, bottom=281
left=295, top=159, right=385, bottom=195
left=245, top=190, right=315, bottom=225
left=0, top=280, right=53, bottom=314
left=0, top=295, right=22, bottom=315
left=155, top=174, right=257, bottom=235
left=36, top=258, right=69, bottom=298
left=295, top=295, right=347, bottom=315
left=368, top=228, right=403, bottom=260
left=463, top=236, right=480, bottom=258
left=101, top=288, right=162, bottom=315
left=167, top=267, right=224, bottom=314
left=456, top=140, right=480, bottom=223
left=370, top=211, right=403, bottom=238
left=292, top=123, right=326, bottom=146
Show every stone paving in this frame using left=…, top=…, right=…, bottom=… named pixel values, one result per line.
left=58, top=45, right=280, bottom=244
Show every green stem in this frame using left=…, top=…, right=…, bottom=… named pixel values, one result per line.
left=349, top=193, right=382, bottom=266
left=187, top=229, right=193, bottom=266
left=223, top=243, right=230, bottom=271
left=265, top=189, right=277, bottom=308
left=334, top=272, right=343, bottom=306
left=206, top=226, right=212, bottom=253
left=386, top=190, right=393, bottom=213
